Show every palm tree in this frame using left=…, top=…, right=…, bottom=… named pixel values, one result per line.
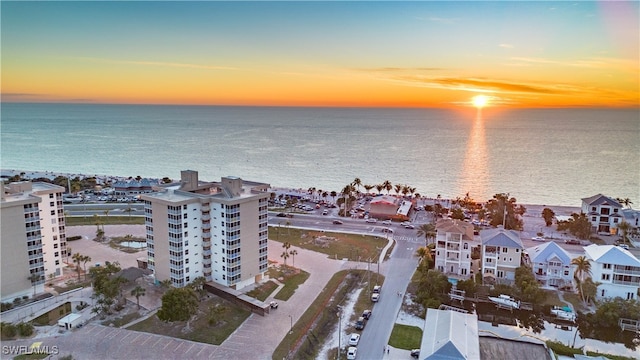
left=409, top=187, right=416, bottom=198
left=415, top=247, right=433, bottom=265
left=382, top=180, right=392, bottom=195
left=28, top=273, right=41, bottom=297
left=289, top=249, right=298, bottom=268
left=416, top=224, right=437, bottom=245
left=394, top=184, right=402, bottom=196
left=341, top=184, right=354, bottom=216
left=617, top=221, right=632, bottom=245
left=280, top=251, right=290, bottom=268
left=571, top=255, right=592, bottom=304
left=364, top=184, right=374, bottom=195
left=352, top=178, right=362, bottom=194
left=616, top=197, right=633, bottom=209
left=131, top=286, right=146, bottom=309
left=401, top=185, right=410, bottom=198
left=82, top=255, right=92, bottom=280
left=72, top=253, right=83, bottom=281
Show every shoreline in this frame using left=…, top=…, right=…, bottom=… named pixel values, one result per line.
left=1, top=168, right=582, bottom=213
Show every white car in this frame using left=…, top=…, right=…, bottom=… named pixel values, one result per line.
left=348, top=333, right=360, bottom=346
left=532, top=236, right=546, bottom=242
left=371, top=293, right=380, bottom=302
left=365, top=218, right=377, bottom=223
left=404, top=224, right=415, bottom=229
left=382, top=220, right=392, bottom=225
left=347, top=346, right=357, bottom=360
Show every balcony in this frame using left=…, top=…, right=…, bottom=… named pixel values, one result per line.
left=227, top=269, right=241, bottom=278
left=446, top=245, right=460, bottom=251
left=203, top=249, right=212, bottom=256
left=201, top=205, right=210, bottom=212
left=202, top=223, right=211, bottom=230
left=613, top=279, right=640, bottom=287
left=201, top=214, right=211, bottom=221
left=614, top=266, right=640, bottom=276
left=228, top=241, right=241, bottom=250
left=226, top=225, right=241, bottom=233
left=202, top=258, right=212, bottom=265
left=228, top=234, right=240, bottom=241
left=203, top=268, right=212, bottom=276
left=25, top=225, right=41, bottom=232
left=202, top=232, right=211, bottom=239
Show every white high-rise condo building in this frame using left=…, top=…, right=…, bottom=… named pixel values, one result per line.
left=141, top=170, right=270, bottom=290
left=1, top=181, right=67, bottom=302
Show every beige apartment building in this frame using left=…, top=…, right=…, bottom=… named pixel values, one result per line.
left=434, top=219, right=477, bottom=279
left=141, top=170, right=270, bottom=290
left=480, top=227, right=524, bottom=285
left=1, top=181, right=67, bottom=302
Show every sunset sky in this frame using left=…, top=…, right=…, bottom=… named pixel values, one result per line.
left=2, top=1, right=638, bottom=108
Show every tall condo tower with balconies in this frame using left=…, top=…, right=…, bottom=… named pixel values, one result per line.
left=141, top=171, right=270, bottom=290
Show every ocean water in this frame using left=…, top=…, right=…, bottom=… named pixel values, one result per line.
left=1, top=103, right=638, bottom=207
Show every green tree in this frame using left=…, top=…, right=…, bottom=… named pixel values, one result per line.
left=280, top=251, right=290, bottom=268
left=557, top=213, right=592, bottom=239
left=541, top=208, right=556, bottom=227
left=416, top=223, right=436, bottom=246
left=484, top=193, right=526, bottom=230
left=207, top=304, right=227, bottom=326
left=364, top=184, right=374, bottom=194
left=571, top=255, right=592, bottom=304
left=131, top=286, right=146, bottom=309
left=289, top=249, right=298, bottom=268
left=90, top=261, right=126, bottom=316
left=159, top=279, right=173, bottom=290
left=157, top=287, right=199, bottom=322
left=451, top=208, right=465, bottom=220
left=352, top=178, right=362, bottom=194
left=72, top=253, right=83, bottom=281
left=28, top=273, right=41, bottom=297
left=416, top=269, right=452, bottom=309
left=382, top=180, right=392, bottom=195
left=581, top=278, right=599, bottom=305
left=617, top=221, right=632, bottom=245
left=375, top=184, right=384, bottom=195
left=415, top=246, right=433, bottom=268
left=514, top=266, right=544, bottom=303
left=188, top=276, right=208, bottom=300
left=394, top=184, right=402, bottom=196
left=82, top=255, right=92, bottom=281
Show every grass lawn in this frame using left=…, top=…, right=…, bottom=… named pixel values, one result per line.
left=128, top=296, right=250, bottom=345
left=562, top=291, right=586, bottom=312
left=245, top=280, right=279, bottom=302
left=540, top=290, right=565, bottom=307
left=267, top=266, right=310, bottom=301
left=14, top=354, right=50, bottom=360
left=269, top=226, right=387, bottom=261
left=388, top=324, right=422, bottom=350
left=102, top=312, right=142, bottom=328
left=66, top=216, right=144, bottom=226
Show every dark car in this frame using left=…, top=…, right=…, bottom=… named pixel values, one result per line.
left=355, top=316, right=365, bottom=330
left=410, top=349, right=420, bottom=358
left=277, top=213, right=287, bottom=217
left=333, top=220, right=343, bottom=225
left=362, top=309, right=372, bottom=320
left=565, top=239, right=581, bottom=245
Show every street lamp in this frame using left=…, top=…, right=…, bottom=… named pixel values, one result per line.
left=288, top=314, right=293, bottom=334
left=337, top=310, right=342, bottom=360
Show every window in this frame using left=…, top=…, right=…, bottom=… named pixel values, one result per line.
left=592, top=216, right=597, bottom=222
left=184, top=231, right=188, bottom=237
left=509, top=258, right=513, bottom=262
left=564, top=270, right=569, bottom=276
left=183, top=205, right=187, bottom=210
left=184, top=222, right=188, bottom=227
left=51, top=218, right=56, bottom=224
left=601, top=274, right=610, bottom=281
left=51, top=210, right=56, bottom=215
left=463, top=243, right=468, bottom=250
left=591, top=206, right=596, bottom=211
left=603, top=263, right=612, bottom=270
left=185, top=258, right=189, bottom=264
left=54, top=244, right=58, bottom=248
left=186, top=267, right=189, bottom=273
left=50, top=202, right=55, bottom=207
left=185, top=249, right=189, bottom=255
left=502, top=247, right=508, bottom=253
left=222, top=266, right=226, bottom=271
left=49, top=194, right=54, bottom=199
left=54, top=252, right=59, bottom=257
left=614, top=218, right=619, bottom=224
left=55, top=260, right=60, bottom=265
left=186, top=276, right=190, bottom=282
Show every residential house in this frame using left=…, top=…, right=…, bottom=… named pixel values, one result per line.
left=434, top=219, right=477, bottom=279
left=584, top=244, right=640, bottom=300
left=525, top=242, right=574, bottom=289
left=420, top=309, right=480, bottom=360
left=480, top=227, right=523, bottom=284
left=141, top=170, right=270, bottom=290
left=581, top=194, right=623, bottom=235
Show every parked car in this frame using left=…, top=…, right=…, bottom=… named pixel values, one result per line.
left=333, top=220, right=343, bottom=225
left=382, top=219, right=392, bottom=225
left=277, top=213, right=287, bottom=217
left=347, top=346, right=357, bottom=360
left=372, top=285, right=381, bottom=293
left=619, top=244, right=630, bottom=250
left=348, top=333, right=360, bottom=346
left=355, top=316, right=365, bottom=330
left=410, top=349, right=420, bottom=358
left=532, top=236, right=546, bottom=242
left=362, top=309, right=372, bottom=320
left=565, top=239, right=581, bottom=245
left=322, top=210, right=328, bottom=215
left=371, top=293, right=380, bottom=302
left=365, top=218, right=377, bottom=223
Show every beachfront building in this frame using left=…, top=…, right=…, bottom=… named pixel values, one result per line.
left=1, top=181, right=67, bottom=301
left=525, top=242, right=574, bottom=289
left=369, top=195, right=411, bottom=221
left=584, top=244, right=640, bottom=300
left=113, top=178, right=159, bottom=196
left=141, top=170, right=270, bottom=290
left=480, top=227, right=523, bottom=285
left=434, top=219, right=477, bottom=278
left=581, top=194, right=623, bottom=235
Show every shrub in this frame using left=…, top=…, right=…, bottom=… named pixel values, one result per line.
left=1, top=322, right=17, bottom=339
left=1, top=302, right=14, bottom=312
left=16, top=322, right=34, bottom=337
left=22, top=295, right=29, bottom=300
left=67, top=235, right=83, bottom=241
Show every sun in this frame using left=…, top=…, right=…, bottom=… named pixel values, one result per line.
left=472, top=95, right=489, bottom=108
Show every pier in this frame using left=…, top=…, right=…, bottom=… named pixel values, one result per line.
left=619, top=318, right=640, bottom=333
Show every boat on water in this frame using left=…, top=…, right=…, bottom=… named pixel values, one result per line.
left=488, top=294, right=520, bottom=309
left=551, top=306, right=576, bottom=322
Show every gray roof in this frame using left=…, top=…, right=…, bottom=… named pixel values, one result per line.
left=420, top=309, right=480, bottom=360
left=480, top=228, right=523, bottom=249
left=581, top=194, right=622, bottom=208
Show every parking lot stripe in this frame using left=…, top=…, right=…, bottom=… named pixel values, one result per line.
left=130, top=333, right=142, bottom=343
left=140, top=335, right=152, bottom=346
left=152, top=337, right=163, bottom=347
left=184, top=343, right=194, bottom=354
left=174, top=342, right=183, bottom=352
